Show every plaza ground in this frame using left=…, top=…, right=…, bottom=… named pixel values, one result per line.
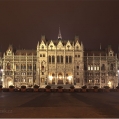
left=0, top=92, right=119, bottom=118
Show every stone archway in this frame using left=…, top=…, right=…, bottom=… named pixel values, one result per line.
left=6, top=77, right=13, bottom=87
left=58, top=73, right=63, bottom=84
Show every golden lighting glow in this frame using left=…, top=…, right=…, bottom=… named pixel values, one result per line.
left=68, top=76, right=72, bottom=80
left=49, top=76, right=53, bottom=80
left=108, top=81, right=111, bottom=87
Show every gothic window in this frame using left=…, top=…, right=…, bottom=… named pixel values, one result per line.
left=7, top=63, right=11, bottom=70
left=52, top=56, right=55, bottom=63
left=41, top=66, right=44, bottom=69
left=77, top=72, right=79, bottom=75
left=84, top=64, right=87, bottom=70
left=91, top=65, right=93, bottom=70
left=77, top=66, right=79, bottom=69
left=49, top=56, right=51, bottom=63
left=66, top=56, right=68, bottom=63
left=21, top=64, right=23, bottom=70
left=97, top=65, right=100, bottom=70
left=110, top=64, right=113, bottom=70
left=75, top=55, right=77, bottom=57
left=23, top=64, right=25, bottom=69
left=76, top=78, right=80, bottom=83
left=88, top=65, right=90, bottom=70
left=42, top=72, right=44, bottom=75
left=101, top=64, right=105, bottom=70
left=57, top=56, right=60, bottom=63
left=42, top=45, right=44, bottom=49
left=30, top=64, right=32, bottom=70
left=78, top=55, right=80, bottom=57
left=94, top=65, right=96, bottom=70
left=43, top=54, right=45, bottom=57
left=33, top=64, right=36, bottom=70
left=61, top=56, right=63, bottom=63
left=69, top=56, right=72, bottom=63
left=40, top=54, right=42, bottom=57
left=16, top=64, right=19, bottom=70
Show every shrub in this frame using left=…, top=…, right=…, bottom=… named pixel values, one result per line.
left=34, top=85, right=39, bottom=89
left=21, top=85, right=26, bottom=89
left=70, top=85, right=75, bottom=89
left=57, top=86, right=63, bottom=89
left=45, top=85, right=51, bottom=89
left=9, top=85, right=14, bottom=89
left=82, top=85, right=87, bottom=89
left=0, top=85, right=2, bottom=88
left=93, top=86, right=99, bottom=89
left=104, top=86, right=110, bottom=89
left=116, top=86, right=119, bottom=89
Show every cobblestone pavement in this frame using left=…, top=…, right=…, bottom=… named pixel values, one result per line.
left=0, top=92, right=119, bottom=118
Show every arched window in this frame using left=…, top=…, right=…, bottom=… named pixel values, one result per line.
left=52, top=56, right=55, bottom=63
left=7, top=63, right=11, bottom=70
left=88, top=65, right=90, bottom=70
left=66, top=56, right=68, bottom=63
left=16, top=64, right=19, bottom=70
left=33, top=64, right=36, bottom=70
left=101, top=64, right=105, bottom=70
left=57, top=56, right=60, bottom=63
left=110, top=64, right=113, bottom=70
left=30, top=64, right=32, bottom=70
left=61, top=56, right=63, bottom=63
left=23, top=64, right=26, bottom=69
left=49, top=56, right=51, bottom=63
left=21, top=64, right=23, bottom=70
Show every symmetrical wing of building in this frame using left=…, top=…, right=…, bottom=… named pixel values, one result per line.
left=0, top=29, right=118, bottom=88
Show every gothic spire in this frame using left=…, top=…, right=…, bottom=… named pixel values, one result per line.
left=58, top=26, right=62, bottom=39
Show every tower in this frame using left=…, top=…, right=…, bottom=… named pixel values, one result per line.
left=58, top=27, right=62, bottom=39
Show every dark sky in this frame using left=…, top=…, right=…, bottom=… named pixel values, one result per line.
left=0, top=0, right=119, bottom=52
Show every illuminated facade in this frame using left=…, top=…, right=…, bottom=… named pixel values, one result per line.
left=0, top=29, right=119, bottom=88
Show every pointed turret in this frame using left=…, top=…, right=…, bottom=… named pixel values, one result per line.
left=58, top=27, right=62, bottom=39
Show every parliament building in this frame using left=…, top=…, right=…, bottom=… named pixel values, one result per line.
left=0, top=28, right=118, bottom=88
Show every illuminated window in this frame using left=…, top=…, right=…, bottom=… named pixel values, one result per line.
left=94, top=65, right=96, bottom=70
left=91, top=65, right=93, bottom=70
left=97, top=66, right=99, bottom=70
left=88, top=65, right=90, bottom=70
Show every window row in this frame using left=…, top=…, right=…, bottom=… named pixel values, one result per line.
left=48, top=56, right=72, bottom=63
left=40, top=54, right=45, bottom=57
left=88, top=79, right=105, bottom=83
left=85, top=64, right=114, bottom=71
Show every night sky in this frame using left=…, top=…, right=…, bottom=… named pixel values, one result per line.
left=0, top=0, right=119, bottom=52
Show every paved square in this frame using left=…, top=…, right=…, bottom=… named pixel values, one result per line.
left=0, top=92, right=119, bottom=118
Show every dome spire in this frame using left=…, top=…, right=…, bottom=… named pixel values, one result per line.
left=58, top=26, right=62, bottom=39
